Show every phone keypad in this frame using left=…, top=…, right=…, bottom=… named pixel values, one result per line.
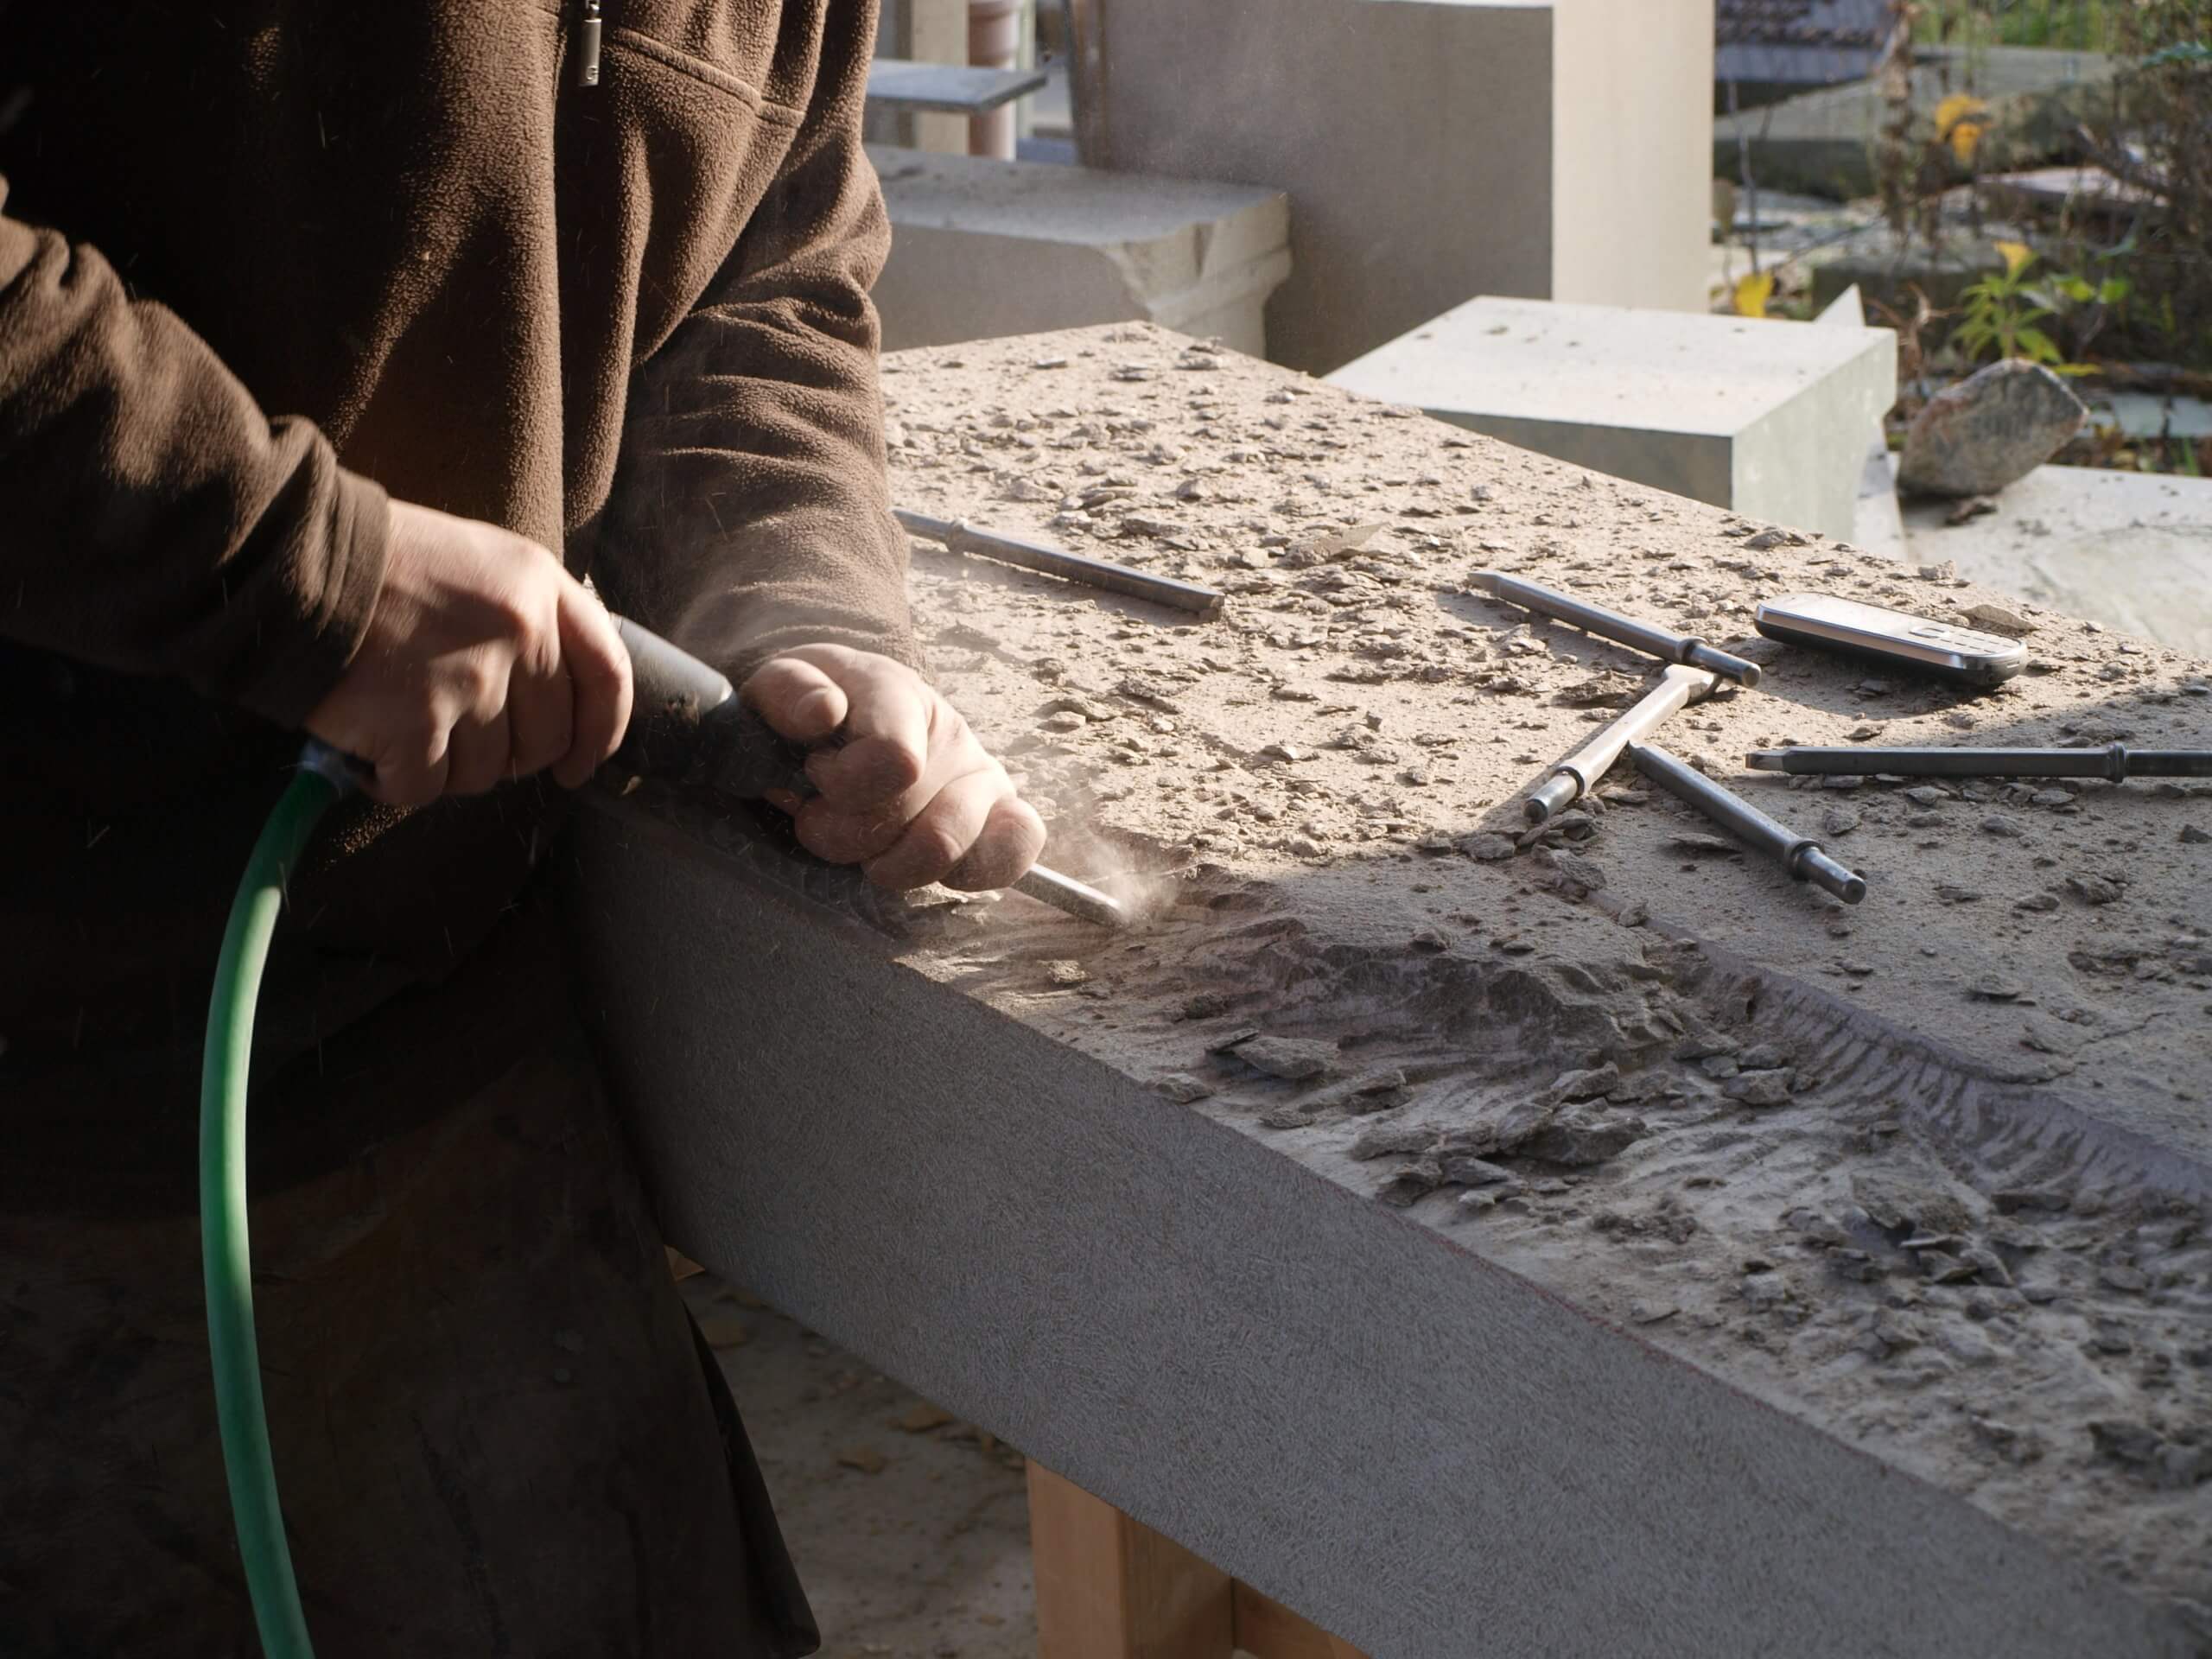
left=1906, top=623, right=2013, bottom=652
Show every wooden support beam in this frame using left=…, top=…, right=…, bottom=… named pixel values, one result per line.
left=1026, top=1464, right=1369, bottom=1659
left=1232, top=1585, right=1370, bottom=1659
left=1028, top=1463, right=1234, bottom=1659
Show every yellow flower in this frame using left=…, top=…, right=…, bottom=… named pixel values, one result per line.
left=1935, top=92, right=1992, bottom=164
left=1733, top=270, right=1776, bottom=319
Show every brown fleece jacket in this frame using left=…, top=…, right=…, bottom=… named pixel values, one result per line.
left=0, top=0, right=918, bottom=1075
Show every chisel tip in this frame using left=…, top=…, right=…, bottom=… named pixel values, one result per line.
left=1012, top=866, right=1128, bottom=929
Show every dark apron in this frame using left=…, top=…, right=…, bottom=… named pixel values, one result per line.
left=0, top=893, right=817, bottom=1658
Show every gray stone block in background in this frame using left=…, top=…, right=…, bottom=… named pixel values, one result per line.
left=1900, top=466, right=2212, bottom=654
left=1714, top=44, right=2118, bottom=199
left=1085, top=0, right=1714, bottom=373
left=868, top=146, right=1290, bottom=357
left=1326, top=294, right=1897, bottom=541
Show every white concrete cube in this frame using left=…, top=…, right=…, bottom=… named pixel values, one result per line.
left=1326, top=295, right=1897, bottom=541
left=868, top=145, right=1291, bottom=358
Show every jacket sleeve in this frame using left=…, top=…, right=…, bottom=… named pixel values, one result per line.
left=590, top=0, right=922, bottom=684
left=0, top=175, right=387, bottom=728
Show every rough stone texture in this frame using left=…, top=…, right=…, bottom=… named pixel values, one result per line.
left=1085, top=0, right=1713, bottom=372
left=1328, top=296, right=1897, bottom=542
left=868, top=146, right=1291, bottom=357
left=576, top=326, right=2212, bottom=1658
left=1900, top=466, right=2212, bottom=657
left=1899, top=360, right=2090, bottom=499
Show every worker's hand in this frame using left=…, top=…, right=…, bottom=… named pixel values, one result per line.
left=305, top=500, right=634, bottom=806
left=742, top=645, right=1045, bottom=892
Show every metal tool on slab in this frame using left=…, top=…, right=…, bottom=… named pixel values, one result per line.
left=610, top=619, right=1126, bottom=927
left=1744, top=742, right=2212, bottom=780
left=895, top=507, right=1224, bottom=620
left=1471, top=569, right=1762, bottom=686
left=1525, top=664, right=1719, bottom=823
left=1629, top=741, right=1866, bottom=904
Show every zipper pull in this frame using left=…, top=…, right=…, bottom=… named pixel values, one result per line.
left=571, top=0, right=603, bottom=88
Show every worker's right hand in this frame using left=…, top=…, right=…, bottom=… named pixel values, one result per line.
left=305, top=499, right=634, bottom=806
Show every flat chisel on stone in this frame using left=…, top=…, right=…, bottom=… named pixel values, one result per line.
left=1525, top=664, right=1719, bottom=823
left=1471, top=569, right=1762, bottom=686
left=896, top=508, right=1224, bottom=620
left=1629, top=741, right=1866, bottom=904
left=1744, top=742, right=2212, bottom=780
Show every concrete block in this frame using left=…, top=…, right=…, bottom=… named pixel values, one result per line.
left=868, top=0, right=972, bottom=154
left=866, top=59, right=1047, bottom=117
left=571, top=818, right=2202, bottom=1659
left=1087, top=0, right=1713, bottom=373
left=868, top=146, right=1291, bottom=356
left=1901, top=465, right=2212, bottom=654
left=1818, top=282, right=1908, bottom=560
left=1325, top=295, right=1897, bottom=540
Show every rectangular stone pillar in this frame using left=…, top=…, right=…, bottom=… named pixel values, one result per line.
left=1086, top=0, right=1713, bottom=372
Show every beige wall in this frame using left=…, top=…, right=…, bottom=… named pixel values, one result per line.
left=874, top=0, right=971, bottom=154
left=1551, top=0, right=1713, bottom=312
left=1096, top=0, right=1555, bottom=374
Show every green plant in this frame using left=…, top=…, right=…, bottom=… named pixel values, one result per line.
left=2073, top=1, right=2212, bottom=369
left=1951, top=241, right=2081, bottom=367
left=1916, top=0, right=2121, bottom=51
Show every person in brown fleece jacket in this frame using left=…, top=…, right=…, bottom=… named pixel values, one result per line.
left=0, top=3, right=1044, bottom=1652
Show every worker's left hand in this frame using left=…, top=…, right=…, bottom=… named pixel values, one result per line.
left=742, top=645, right=1046, bottom=892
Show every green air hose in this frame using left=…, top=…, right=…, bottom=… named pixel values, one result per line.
left=200, top=744, right=353, bottom=1659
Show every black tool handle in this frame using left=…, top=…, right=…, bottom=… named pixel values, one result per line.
left=2131, top=749, right=2212, bottom=779
left=1744, top=743, right=2212, bottom=780
left=611, top=617, right=736, bottom=785
left=607, top=618, right=814, bottom=800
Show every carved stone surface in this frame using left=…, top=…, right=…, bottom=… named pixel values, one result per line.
left=575, top=326, right=2212, bottom=1658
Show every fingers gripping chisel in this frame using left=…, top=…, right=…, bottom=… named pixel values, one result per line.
left=607, top=620, right=1124, bottom=926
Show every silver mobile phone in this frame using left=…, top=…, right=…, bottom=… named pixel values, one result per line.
left=1753, top=593, right=2029, bottom=686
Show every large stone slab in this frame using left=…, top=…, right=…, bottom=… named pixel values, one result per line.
left=1715, top=43, right=2118, bottom=199
left=868, top=146, right=1291, bottom=357
left=1083, top=0, right=1713, bottom=373
left=1902, top=465, right=2212, bottom=655
left=574, top=325, right=2212, bottom=1659
left=1325, top=296, right=1897, bottom=541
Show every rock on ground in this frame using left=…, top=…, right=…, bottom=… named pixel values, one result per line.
left=1899, top=359, right=2088, bottom=499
